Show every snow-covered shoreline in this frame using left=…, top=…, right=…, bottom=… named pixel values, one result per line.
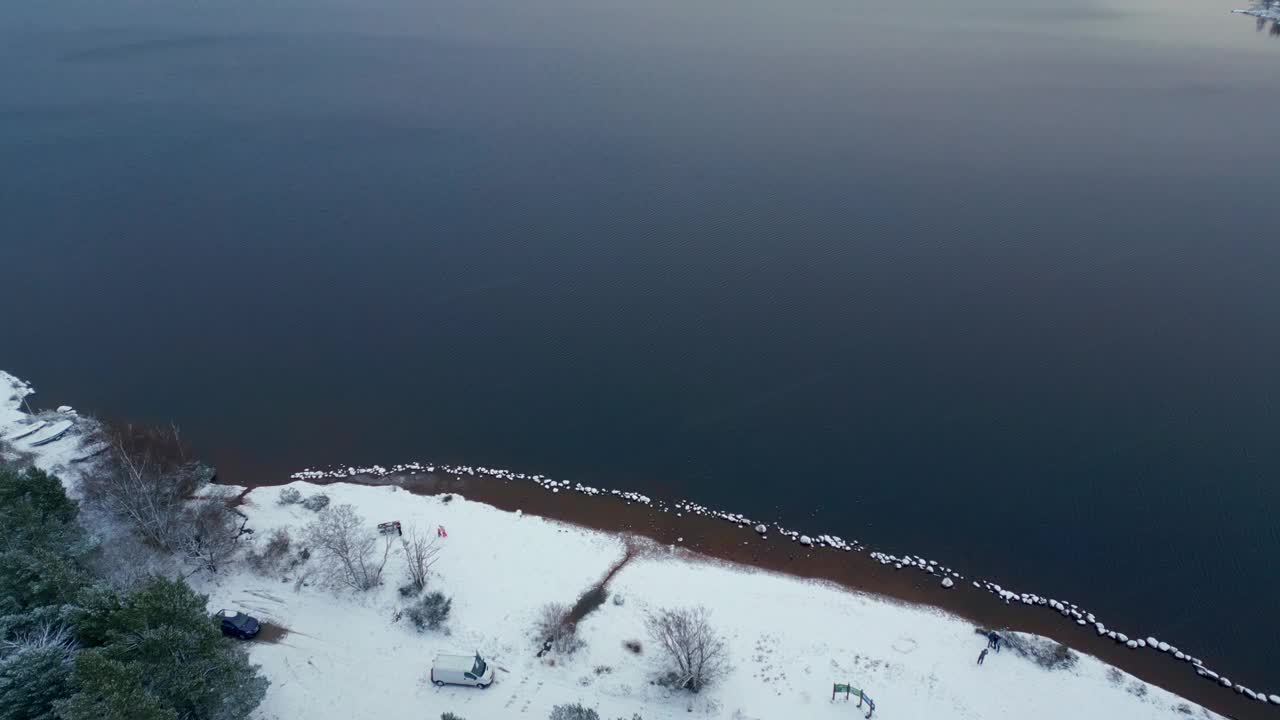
left=285, top=460, right=1279, bottom=711
left=4, top=369, right=1278, bottom=718
left=203, top=480, right=1229, bottom=720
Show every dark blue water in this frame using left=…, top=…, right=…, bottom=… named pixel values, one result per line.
left=3, top=0, right=1278, bottom=689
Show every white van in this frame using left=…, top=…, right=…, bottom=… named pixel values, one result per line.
left=431, top=652, right=494, bottom=688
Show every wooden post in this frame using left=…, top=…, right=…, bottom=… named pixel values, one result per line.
left=857, top=689, right=864, bottom=707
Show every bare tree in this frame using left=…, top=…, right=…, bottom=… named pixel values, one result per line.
left=644, top=606, right=729, bottom=692
left=304, top=504, right=392, bottom=591
left=80, top=422, right=214, bottom=550
left=402, top=526, right=441, bottom=592
left=175, top=497, right=248, bottom=575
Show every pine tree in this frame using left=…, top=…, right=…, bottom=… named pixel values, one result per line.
left=0, top=629, right=76, bottom=720
left=65, top=577, right=267, bottom=720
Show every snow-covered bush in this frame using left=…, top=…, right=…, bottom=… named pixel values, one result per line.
left=549, top=704, right=599, bottom=720
left=304, top=505, right=392, bottom=591
left=535, top=603, right=584, bottom=656
left=301, top=494, right=331, bottom=512
left=278, top=488, right=302, bottom=505
left=405, top=592, right=452, bottom=631
left=644, top=606, right=728, bottom=692
left=441, top=713, right=464, bottom=720
left=246, top=528, right=293, bottom=575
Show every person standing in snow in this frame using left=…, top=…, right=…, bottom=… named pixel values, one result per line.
left=993, top=633, right=1002, bottom=653
left=978, top=648, right=988, bottom=665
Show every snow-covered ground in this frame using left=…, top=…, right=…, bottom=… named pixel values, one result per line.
left=192, top=481, right=1219, bottom=720
left=0, top=369, right=1255, bottom=718
left=1, top=370, right=99, bottom=482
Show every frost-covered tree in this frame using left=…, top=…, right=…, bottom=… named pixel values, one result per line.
left=304, top=504, right=393, bottom=591
left=0, top=624, right=77, bottom=720
left=402, top=525, right=441, bottom=592
left=644, top=606, right=728, bottom=692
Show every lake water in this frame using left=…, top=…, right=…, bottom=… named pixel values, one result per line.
left=3, top=0, right=1278, bottom=689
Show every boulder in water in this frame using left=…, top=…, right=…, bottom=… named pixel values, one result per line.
left=941, top=577, right=954, bottom=589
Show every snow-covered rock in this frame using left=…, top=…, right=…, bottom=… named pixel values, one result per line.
left=941, top=577, right=954, bottom=589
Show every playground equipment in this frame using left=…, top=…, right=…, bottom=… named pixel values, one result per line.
left=832, top=683, right=876, bottom=718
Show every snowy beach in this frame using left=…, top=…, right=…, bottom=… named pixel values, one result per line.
left=197, top=481, right=1232, bottom=720
left=3, top=368, right=1276, bottom=719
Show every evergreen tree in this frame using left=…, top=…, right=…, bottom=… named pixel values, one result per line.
left=59, top=652, right=177, bottom=720
left=65, top=577, right=267, bottom=720
left=0, top=465, right=90, bottom=616
left=0, top=628, right=76, bottom=720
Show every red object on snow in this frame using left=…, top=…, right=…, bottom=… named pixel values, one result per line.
left=437, top=525, right=448, bottom=538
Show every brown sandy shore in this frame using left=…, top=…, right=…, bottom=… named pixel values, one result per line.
left=234, top=470, right=1269, bottom=720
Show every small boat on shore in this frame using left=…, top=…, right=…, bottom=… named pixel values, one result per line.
left=4, top=420, right=48, bottom=441
left=24, top=419, right=74, bottom=447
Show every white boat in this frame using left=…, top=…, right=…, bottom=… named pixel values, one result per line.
left=24, top=420, right=74, bottom=447
left=4, top=420, right=47, bottom=441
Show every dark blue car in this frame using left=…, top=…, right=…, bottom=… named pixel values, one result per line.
left=217, top=609, right=261, bottom=639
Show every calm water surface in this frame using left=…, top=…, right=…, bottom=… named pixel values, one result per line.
left=3, top=0, right=1278, bottom=688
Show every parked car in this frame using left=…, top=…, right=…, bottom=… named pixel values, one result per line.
left=431, top=652, right=493, bottom=688
left=217, top=609, right=261, bottom=639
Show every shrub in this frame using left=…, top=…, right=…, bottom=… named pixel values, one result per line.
left=644, top=606, right=728, bottom=692
left=441, top=713, right=464, bottom=720
left=405, top=592, right=451, bottom=631
left=300, top=494, right=330, bottom=512
left=623, top=640, right=642, bottom=655
left=549, top=704, right=599, bottom=720
left=277, top=488, right=302, bottom=505
left=398, top=582, right=422, bottom=598
left=535, top=603, right=583, bottom=656
left=246, top=528, right=293, bottom=575
left=995, top=631, right=1079, bottom=671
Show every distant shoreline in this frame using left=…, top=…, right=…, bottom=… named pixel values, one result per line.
left=231, top=468, right=1274, bottom=720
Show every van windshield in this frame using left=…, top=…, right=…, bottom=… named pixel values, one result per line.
left=471, top=656, right=487, bottom=676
